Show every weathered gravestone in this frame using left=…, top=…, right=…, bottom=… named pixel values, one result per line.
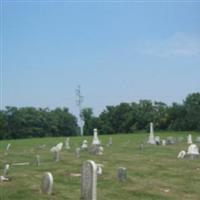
left=65, top=137, right=70, bottom=150
left=117, top=167, right=127, bottom=182
left=76, top=147, right=81, bottom=158
left=6, top=144, right=11, bottom=151
left=41, top=172, right=53, bottom=195
left=107, top=136, right=112, bottom=147
left=187, top=134, right=193, bottom=144
left=3, top=164, right=10, bottom=177
left=50, top=142, right=63, bottom=162
left=81, top=160, right=97, bottom=200
left=81, top=140, right=88, bottom=150
left=36, top=155, right=41, bottom=166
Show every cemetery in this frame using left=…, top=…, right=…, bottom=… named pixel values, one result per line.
left=1, top=129, right=200, bottom=200
left=1, top=2, right=200, bottom=199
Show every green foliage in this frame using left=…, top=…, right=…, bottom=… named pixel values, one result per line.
left=82, top=93, right=200, bottom=134
left=1, top=93, right=200, bottom=139
left=0, top=107, right=79, bottom=139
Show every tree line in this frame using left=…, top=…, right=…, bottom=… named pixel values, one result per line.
left=82, top=93, right=200, bottom=135
left=0, top=93, right=200, bottom=139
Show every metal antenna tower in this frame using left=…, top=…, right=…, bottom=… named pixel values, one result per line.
left=76, top=85, right=84, bottom=136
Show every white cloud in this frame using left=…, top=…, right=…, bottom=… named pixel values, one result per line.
left=139, top=32, right=200, bottom=57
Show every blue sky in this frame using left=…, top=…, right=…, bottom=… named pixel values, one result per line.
left=1, top=1, right=200, bottom=116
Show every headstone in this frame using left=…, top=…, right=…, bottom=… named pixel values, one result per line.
left=76, top=147, right=81, bottom=158
left=162, top=140, right=166, bottom=146
left=81, top=140, right=88, bottom=150
left=81, top=160, right=97, bottom=200
left=177, top=150, right=186, bottom=159
left=36, top=155, right=41, bottom=166
left=92, top=129, right=101, bottom=145
left=12, top=162, right=30, bottom=166
left=38, top=144, right=46, bottom=149
left=117, top=167, right=127, bottom=182
left=55, top=151, right=60, bottom=162
left=50, top=142, right=63, bottom=161
left=6, top=144, right=11, bottom=151
left=107, top=136, right=112, bottom=147
left=187, top=134, right=193, bottom=144
left=187, top=144, right=199, bottom=155
left=155, top=136, right=160, bottom=145
left=3, top=164, right=10, bottom=177
left=55, top=142, right=63, bottom=151
left=65, top=138, right=70, bottom=150
left=96, top=164, right=103, bottom=176
left=41, top=172, right=53, bottom=195
left=89, top=145, right=104, bottom=156
left=166, top=137, right=176, bottom=145
left=147, top=122, right=156, bottom=144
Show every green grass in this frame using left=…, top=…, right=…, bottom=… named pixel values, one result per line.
left=0, top=131, right=200, bottom=200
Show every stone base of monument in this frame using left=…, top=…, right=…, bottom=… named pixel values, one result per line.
left=166, top=137, right=177, bottom=145
left=89, top=144, right=103, bottom=155
left=184, top=154, right=200, bottom=160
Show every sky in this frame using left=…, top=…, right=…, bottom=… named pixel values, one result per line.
left=1, top=0, right=200, bottom=117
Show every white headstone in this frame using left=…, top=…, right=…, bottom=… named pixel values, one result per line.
left=187, top=134, right=193, bottom=145
left=65, top=138, right=70, bottom=150
left=162, top=140, right=166, bottom=146
left=155, top=136, right=160, bottom=144
left=81, top=160, right=97, bottom=200
left=177, top=150, right=186, bottom=159
left=55, top=142, right=63, bottom=152
left=187, top=144, right=199, bottom=155
left=3, top=164, right=10, bottom=177
left=96, top=164, right=103, bottom=176
left=41, top=172, right=53, bottom=195
left=92, top=129, right=101, bottom=145
left=147, top=122, right=156, bottom=144
left=6, top=144, right=11, bottom=151
left=81, top=140, right=88, bottom=150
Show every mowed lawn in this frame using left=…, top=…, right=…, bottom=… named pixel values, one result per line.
left=1, top=132, right=200, bottom=200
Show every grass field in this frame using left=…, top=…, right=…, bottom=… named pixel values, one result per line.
left=0, top=131, right=200, bottom=200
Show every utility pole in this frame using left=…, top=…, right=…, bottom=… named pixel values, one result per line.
left=76, top=85, right=84, bottom=136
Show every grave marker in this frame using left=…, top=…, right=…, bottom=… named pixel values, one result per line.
left=41, top=172, right=53, bottom=195
left=81, top=160, right=97, bottom=200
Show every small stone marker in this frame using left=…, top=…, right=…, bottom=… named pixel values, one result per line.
left=36, top=155, right=41, bottom=166
left=162, top=140, right=166, bottom=146
left=107, top=136, right=112, bottom=147
left=140, top=143, right=144, bottom=150
left=41, top=172, right=53, bottom=195
left=76, top=147, right=81, bottom=158
left=187, top=134, right=193, bottom=144
left=3, top=164, right=10, bottom=177
left=65, top=137, right=70, bottom=150
left=6, top=144, right=11, bottom=151
left=81, top=160, right=97, bottom=200
left=81, top=140, right=88, bottom=150
left=117, top=167, right=127, bottom=182
left=55, top=151, right=60, bottom=162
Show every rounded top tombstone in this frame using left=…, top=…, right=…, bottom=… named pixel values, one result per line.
left=41, top=172, right=53, bottom=195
